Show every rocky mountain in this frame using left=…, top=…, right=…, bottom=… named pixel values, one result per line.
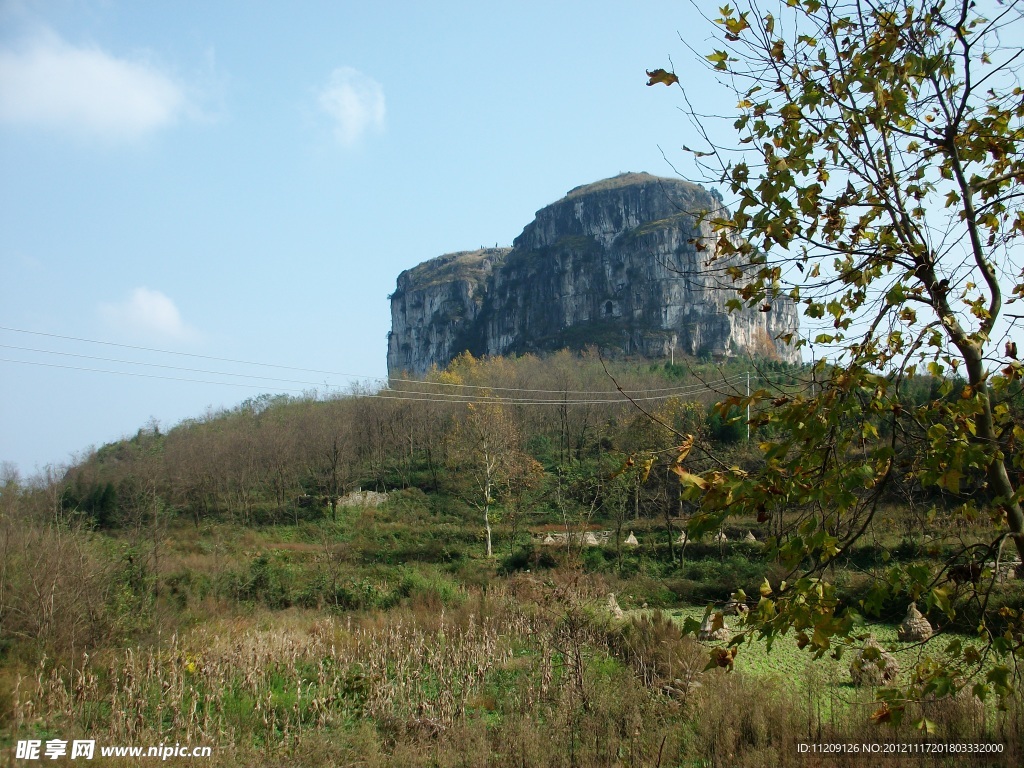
left=387, top=173, right=800, bottom=376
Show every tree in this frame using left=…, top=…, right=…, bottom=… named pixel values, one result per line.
left=656, top=0, right=1024, bottom=715
left=446, top=400, right=536, bottom=558
left=499, top=454, right=546, bottom=558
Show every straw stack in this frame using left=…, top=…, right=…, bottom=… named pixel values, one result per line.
left=850, top=637, right=899, bottom=686
left=606, top=593, right=624, bottom=619
left=897, top=603, right=933, bottom=642
left=698, top=613, right=730, bottom=642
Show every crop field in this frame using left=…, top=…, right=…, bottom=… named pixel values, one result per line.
left=658, top=606, right=1009, bottom=724
left=665, top=607, right=957, bottom=688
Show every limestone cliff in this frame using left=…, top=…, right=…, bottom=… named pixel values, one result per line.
left=387, top=173, right=800, bottom=376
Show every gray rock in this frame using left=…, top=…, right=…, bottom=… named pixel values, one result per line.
left=388, top=173, right=800, bottom=375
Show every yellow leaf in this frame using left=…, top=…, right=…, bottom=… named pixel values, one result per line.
left=671, top=466, right=708, bottom=489
left=675, top=434, right=695, bottom=463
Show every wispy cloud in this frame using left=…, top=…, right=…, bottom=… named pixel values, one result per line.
left=317, top=66, right=385, bottom=147
left=0, top=29, right=187, bottom=140
left=99, top=288, right=198, bottom=342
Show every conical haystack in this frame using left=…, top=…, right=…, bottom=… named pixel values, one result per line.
left=897, top=603, right=933, bottom=642
left=606, top=592, right=624, bottom=619
left=698, top=613, right=730, bottom=642
left=582, top=531, right=600, bottom=547
left=850, top=637, right=899, bottom=686
left=724, top=598, right=749, bottom=616
left=624, top=531, right=639, bottom=548
left=542, top=534, right=556, bottom=546
left=744, top=531, right=757, bottom=542
left=713, top=531, right=728, bottom=544
left=676, top=531, right=689, bottom=545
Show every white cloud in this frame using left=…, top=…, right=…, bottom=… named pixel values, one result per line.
left=317, top=66, right=385, bottom=147
left=0, top=29, right=187, bottom=140
left=99, top=288, right=198, bottom=342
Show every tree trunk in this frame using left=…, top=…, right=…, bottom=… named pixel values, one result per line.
left=944, top=324, right=1024, bottom=565
left=485, top=504, right=493, bottom=559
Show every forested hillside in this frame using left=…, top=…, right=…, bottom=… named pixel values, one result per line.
left=52, top=352, right=785, bottom=533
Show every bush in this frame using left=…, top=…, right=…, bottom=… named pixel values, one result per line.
left=667, top=554, right=768, bottom=602
left=0, top=519, right=117, bottom=656
left=626, top=576, right=678, bottom=608
left=225, top=553, right=294, bottom=609
left=334, top=578, right=399, bottom=611
left=499, top=544, right=559, bottom=574
left=582, top=545, right=609, bottom=571
left=397, top=567, right=466, bottom=609
left=106, top=545, right=156, bottom=636
left=607, top=611, right=706, bottom=689
left=164, top=569, right=212, bottom=610
left=708, top=405, right=746, bottom=444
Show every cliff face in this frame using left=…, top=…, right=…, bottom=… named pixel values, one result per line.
left=387, top=249, right=509, bottom=377
left=388, top=173, right=800, bottom=376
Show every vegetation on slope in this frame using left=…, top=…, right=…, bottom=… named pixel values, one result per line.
left=1, top=350, right=1021, bottom=765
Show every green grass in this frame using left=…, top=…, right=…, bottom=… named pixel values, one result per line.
left=564, top=172, right=696, bottom=198
left=399, top=248, right=509, bottom=291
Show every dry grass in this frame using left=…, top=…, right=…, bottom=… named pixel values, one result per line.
left=6, top=575, right=1021, bottom=767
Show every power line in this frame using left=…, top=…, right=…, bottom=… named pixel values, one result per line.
left=0, top=357, right=315, bottom=394
left=0, top=356, right=748, bottom=406
left=0, top=324, right=750, bottom=396
left=388, top=374, right=749, bottom=396
left=0, top=325, right=360, bottom=376
left=0, top=344, right=348, bottom=388
left=0, top=343, right=746, bottom=400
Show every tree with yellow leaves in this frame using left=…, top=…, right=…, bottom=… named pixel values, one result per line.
left=446, top=399, right=539, bottom=558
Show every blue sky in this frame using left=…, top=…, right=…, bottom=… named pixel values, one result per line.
left=0, top=0, right=725, bottom=475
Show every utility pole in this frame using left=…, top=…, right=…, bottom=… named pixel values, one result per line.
left=746, top=371, right=751, bottom=441
left=811, top=348, right=816, bottom=398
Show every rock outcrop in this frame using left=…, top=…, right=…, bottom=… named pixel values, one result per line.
left=388, top=173, right=800, bottom=376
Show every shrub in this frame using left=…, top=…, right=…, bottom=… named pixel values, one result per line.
left=334, top=578, right=399, bottom=611
left=500, top=544, right=559, bottom=574
left=667, top=554, right=768, bottom=602
left=163, top=569, right=212, bottom=610
left=226, top=553, right=294, bottom=609
left=0, top=520, right=116, bottom=656
left=708, top=405, right=746, bottom=444
left=397, top=567, right=466, bottom=609
left=607, top=611, right=706, bottom=690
